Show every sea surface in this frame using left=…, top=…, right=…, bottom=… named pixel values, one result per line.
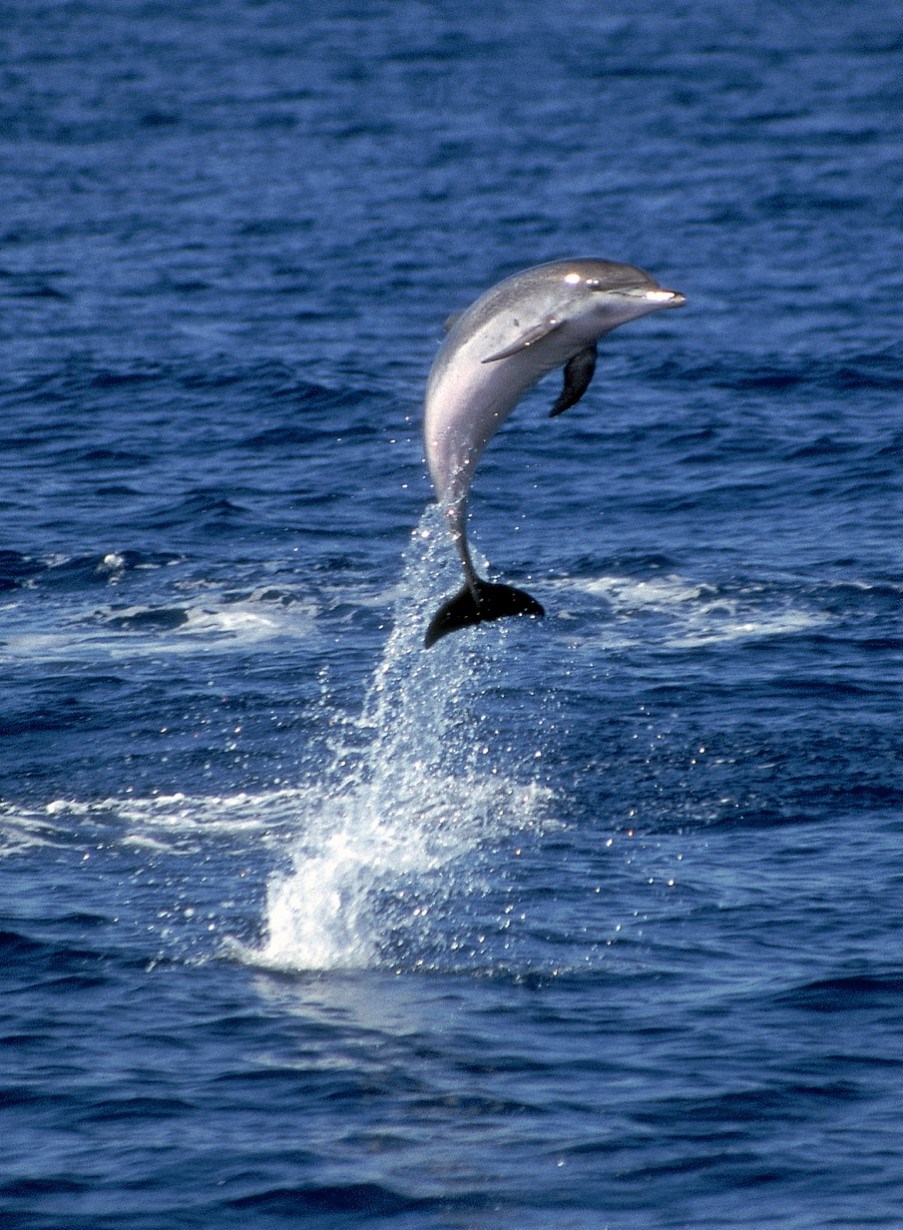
left=1, top=2, right=902, bottom=1227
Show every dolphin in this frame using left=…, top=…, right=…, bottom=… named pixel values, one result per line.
left=422, top=258, right=685, bottom=648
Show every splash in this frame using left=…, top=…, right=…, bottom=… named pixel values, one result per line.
left=252, top=507, right=552, bottom=972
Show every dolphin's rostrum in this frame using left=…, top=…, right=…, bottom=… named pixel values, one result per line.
left=422, top=258, right=685, bottom=648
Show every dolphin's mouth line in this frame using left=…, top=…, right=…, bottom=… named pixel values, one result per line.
left=605, top=287, right=685, bottom=306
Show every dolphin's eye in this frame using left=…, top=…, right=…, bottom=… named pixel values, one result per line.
left=585, top=278, right=601, bottom=289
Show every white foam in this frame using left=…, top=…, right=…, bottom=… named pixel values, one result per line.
left=560, top=572, right=827, bottom=648
left=0, top=804, right=68, bottom=856
left=0, top=788, right=306, bottom=858
left=0, top=593, right=318, bottom=663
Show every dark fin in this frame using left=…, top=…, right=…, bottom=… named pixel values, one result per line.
left=549, top=344, right=597, bottom=417
left=443, top=311, right=462, bottom=332
left=425, top=579, right=545, bottom=648
left=482, top=317, right=563, bottom=363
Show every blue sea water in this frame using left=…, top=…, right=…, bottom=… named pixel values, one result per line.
left=1, top=1, right=902, bottom=1226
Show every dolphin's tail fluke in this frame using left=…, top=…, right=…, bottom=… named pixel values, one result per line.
left=424, top=578, right=544, bottom=648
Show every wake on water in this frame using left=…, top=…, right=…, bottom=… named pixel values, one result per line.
left=3, top=507, right=833, bottom=973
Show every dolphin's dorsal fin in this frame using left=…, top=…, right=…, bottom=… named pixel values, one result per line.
left=549, top=343, right=598, bottom=417
left=443, top=312, right=462, bottom=332
left=481, top=317, right=563, bottom=363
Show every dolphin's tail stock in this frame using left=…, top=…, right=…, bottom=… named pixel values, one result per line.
left=424, top=577, right=544, bottom=648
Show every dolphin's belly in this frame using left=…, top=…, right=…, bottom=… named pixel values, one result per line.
left=424, top=329, right=575, bottom=508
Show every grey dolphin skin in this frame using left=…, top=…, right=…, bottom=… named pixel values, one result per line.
left=422, top=258, right=685, bottom=648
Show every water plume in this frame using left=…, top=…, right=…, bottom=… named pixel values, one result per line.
left=255, top=508, right=551, bottom=971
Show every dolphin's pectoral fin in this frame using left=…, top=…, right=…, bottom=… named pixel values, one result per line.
left=424, top=578, right=544, bottom=648
left=482, top=317, right=563, bottom=363
left=549, top=344, right=598, bottom=417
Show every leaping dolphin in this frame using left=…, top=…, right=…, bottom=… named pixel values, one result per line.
left=422, top=258, right=685, bottom=648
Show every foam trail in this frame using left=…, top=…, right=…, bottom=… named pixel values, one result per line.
left=254, top=507, right=550, bottom=972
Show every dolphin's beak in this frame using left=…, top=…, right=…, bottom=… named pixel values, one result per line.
left=645, top=288, right=686, bottom=308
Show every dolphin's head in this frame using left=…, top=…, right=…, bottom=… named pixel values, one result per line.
left=551, top=259, right=685, bottom=333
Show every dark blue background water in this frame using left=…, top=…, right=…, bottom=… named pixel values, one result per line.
left=2, top=2, right=901, bottom=1227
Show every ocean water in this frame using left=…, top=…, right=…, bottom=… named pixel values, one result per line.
left=2, top=2, right=902, bottom=1227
